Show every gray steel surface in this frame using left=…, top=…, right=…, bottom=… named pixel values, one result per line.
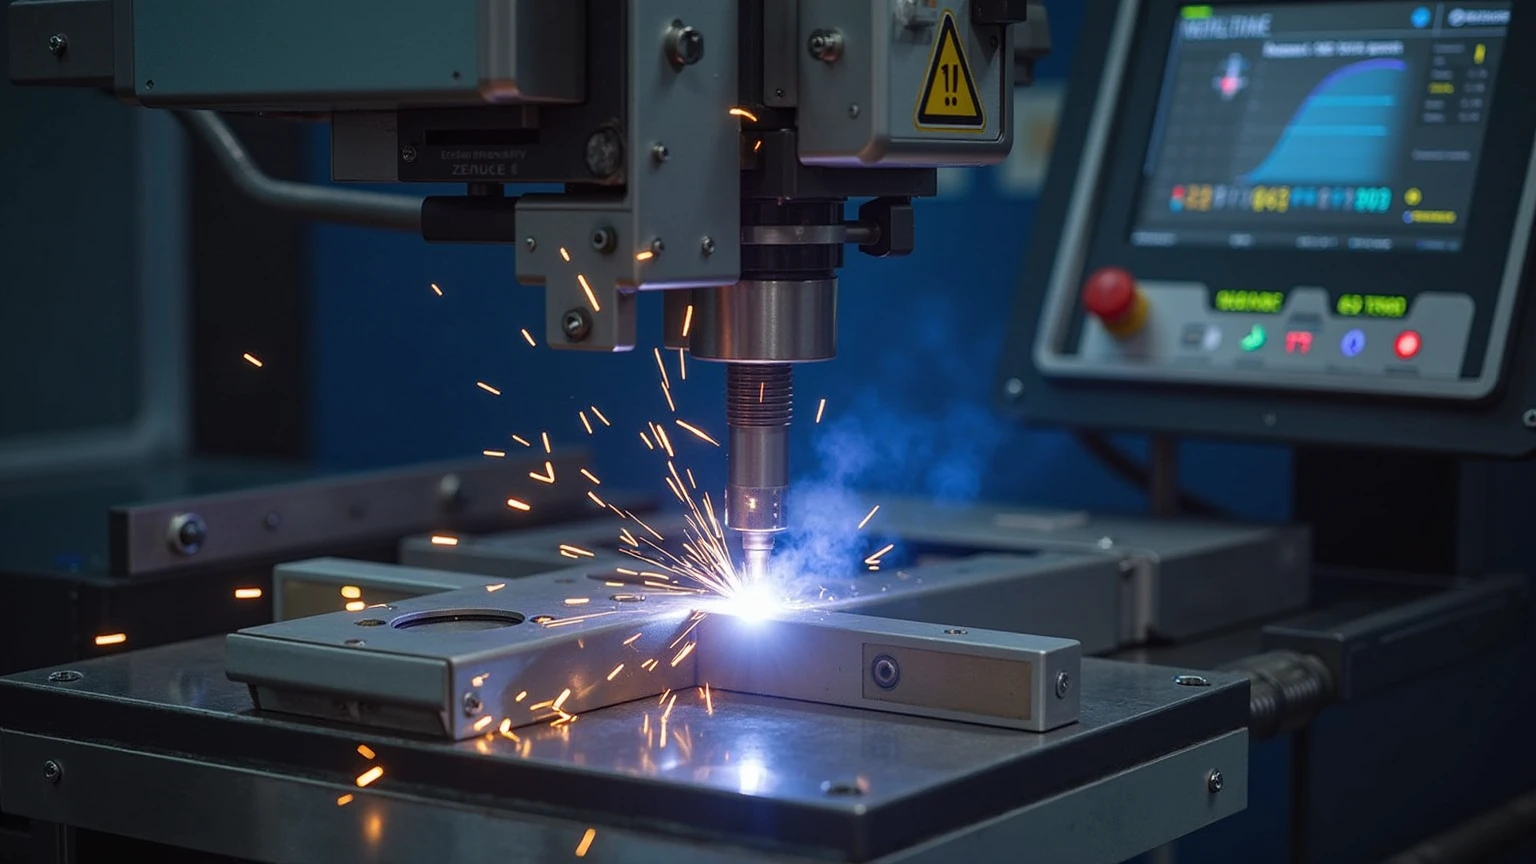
left=0, top=638, right=1248, bottom=861
left=131, top=0, right=582, bottom=106
left=111, top=454, right=589, bottom=576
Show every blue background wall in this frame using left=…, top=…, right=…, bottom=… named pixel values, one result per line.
left=304, top=3, right=1292, bottom=524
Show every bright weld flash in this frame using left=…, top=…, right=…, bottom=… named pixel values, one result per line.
left=355, top=766, right=384, bottom=787
left=234, top=587, right=262, bottom=600
left=476, top=381, right=501, bottom=396
left=242, top=352, right=263, bottom=368
left=431, top=535, right=459, bottom=546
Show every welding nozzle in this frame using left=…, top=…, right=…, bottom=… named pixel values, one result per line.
left=725, top=364, right=791, bottom=578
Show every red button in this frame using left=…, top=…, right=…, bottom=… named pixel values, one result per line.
left=1082, top=267, right=1138, bottom=324
left=1394, top=331, right=1422, bottom=360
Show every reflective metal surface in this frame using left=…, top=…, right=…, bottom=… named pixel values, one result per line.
left=0, top=638, right=1247, bottom=860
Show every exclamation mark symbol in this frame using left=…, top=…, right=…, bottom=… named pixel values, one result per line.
left=942, top=63, right=956, bottom=106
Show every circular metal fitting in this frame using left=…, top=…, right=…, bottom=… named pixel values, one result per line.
left=1055, top=671, right=1072, bottom=698
left=584, top=129, right=623, bottom=178
left=1207, top=770, right=1224, bottom=794
left=47, top=670, right=83, bottom=684
left=665, top=21, right=705, bottom=67
left=562, top=308, right=592, bottom=342
left=808, top=29, right=845, bottom=63
left=1004, top=377, right=1025, bottom=399
left=167, top=512, right=207, bottom=556
left=689, top=279, right=837, bottom=362
left=1523, top=408, right=1536, bottom=429
left=400, top=144, right=418, bottom=164
left=43, top=760, right=62, bottom=785
left=1174, top=674, right=1211, bottom=687
left=47, top=33, right=68, bottom=56
left=524, top=236, right=537, bottom=252
left=438, top=473, right=466, bottom=512
left=462, top=692, right=483, bottom=717
left=590, top=225, right=617, bottom=254
left=870, top=654, right=901, bottom=690
left=741, top=224, right=848, bottom=246
left=701, top=235, right=716, bottom=256
left=651, top=143, right=670, bottom=164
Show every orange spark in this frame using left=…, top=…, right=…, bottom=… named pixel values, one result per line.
left=430, top=283, right=443, bottom=296
left=476, top=381, right=501, bottom=396
left=345, top=601, right=366, bottom=612
left=94, top=633, right=127, bottom=647
left=430, top=535, right=459, bottom=546
left=587, top=490, right=606, bottom=508
left=506, top=498, right=531, bottom=512
left=341, top=585, right=362, bottom=599
left=623, top=632, right=643, bottom=646
left=512, top=435, right=532, bottom=447
left=234, top=587, right=262, bottom=600
left=636, top=250, right=654, bottom=262
left=473, top=715, right=494, bottom=732
left=553, top=688, right=572, bottom=711
left=575, top=828, right=597, bottom=858
left=674, top=420, right=720, bottom=446
left=242, top=352, right=264, bottom=368
left=682, top=304, right=695, bottom=337
left=336, top=794, right=354, bottom=806
left=858, top=504, right=880, bottom=530
left=357, top=744, right=375, bottom=759
left=729, top=107, right=760, bottom=122
left=486, top=583, right=505, bottom=592
left=679, top=348, right=687, bottom=381
left=590, top=406, right=611, bottom=426
left=355, top=766, right=384, bottom=787
left=816, top=398, right=827, bottom=424
left=578, top=274, right=601, bottom=312
left=483, top=449, right=506, bottom=458
left=607, top=663, right=625, bottom=681
left=640, top=431, right=655, bottom=450
left=580, top=468, right=601, bottom=484
left=670, top=641, right=697, bottom=667
left=542, top=432, right=552, bottom=453
left=521, top=328, right=537, bottom=347
left=579, top=411, right=593, bottom=435
left=560, top=247, right=571, bottom=262
left=654, top=347, right=671, bottom=389
left=864, top=543, right=895, bottom=565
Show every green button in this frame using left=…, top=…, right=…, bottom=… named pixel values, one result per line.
left=1240, top=325, right=1266, bottom=352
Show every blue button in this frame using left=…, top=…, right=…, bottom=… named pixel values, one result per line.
left=1411, top=6, right=1432, bottom=28
left=1341, top=329, right=1366, bottom=358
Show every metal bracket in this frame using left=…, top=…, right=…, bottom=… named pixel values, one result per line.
left=227, top=577, right=1080, bottom=739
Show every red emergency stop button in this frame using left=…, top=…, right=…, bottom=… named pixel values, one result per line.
left=1082, top=267, right=1148, bottom=338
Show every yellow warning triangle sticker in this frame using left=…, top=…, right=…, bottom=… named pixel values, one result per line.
left=916, top=11, right=984, bottom=130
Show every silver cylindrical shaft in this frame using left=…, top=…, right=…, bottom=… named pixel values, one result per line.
left=725, top=363, right=792, bottom=580
left=690, top=279, right=837, bottom=362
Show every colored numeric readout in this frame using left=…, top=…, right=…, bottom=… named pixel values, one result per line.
left=1336, top=294, right=1408, bottom=319
left=1213, top=290, right=1285, bottom=314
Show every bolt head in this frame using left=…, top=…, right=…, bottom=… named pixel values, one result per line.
left=1523, top=408, right=1536, bottom=429
left=590, top=226, right=617, bottom=254
left=462, top=692, right=483, bottom=716
left=870, top=654, right=901, bottom=690
left=701, top=236, right=716, bottom=255
left=47, top=670, right=83, bottom=684
left=651, top=143, right=670, bottom=164
left=168, top=513, right=207, bottom=556
left=1055, top=671, right=1072, bottom=698
left=263, top=511, right=281, bottom=531
left=561, top=308, right=592, bottom=342
left=1004, top=377, right=1025, bottom=398
left=848, top=103, right=861, bottom=118
left=524, top=236, right=537, bottom=252
left=400, top=145, right=418, bottom=164
left=584, top=129, right=623, bottom=178
left=47, top=33, right=67, bottom=56
left=1207, top=769, right=1224, bottom=793
left=667, top=24, right=705, bottom=67
left=650, top=238, right=666, bottom=255
left=43, top=760, right=62, bottom=784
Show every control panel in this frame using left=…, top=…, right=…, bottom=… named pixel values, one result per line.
left=1032, top=0, right=1536, bottom=401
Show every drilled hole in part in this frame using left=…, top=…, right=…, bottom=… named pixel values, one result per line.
left=1174, top=675, right=1211, bottom=687
left=611, top=594, right=645, bottom=602
left=354, top=619, right=387, bottom=627
left=392, top=610, right=525, bottom=632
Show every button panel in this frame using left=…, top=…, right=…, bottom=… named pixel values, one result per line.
left=1076, top=284, right=1473, bottom=381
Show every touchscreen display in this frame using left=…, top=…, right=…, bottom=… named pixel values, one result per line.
left=1132, top=2, right=1511, bottom=253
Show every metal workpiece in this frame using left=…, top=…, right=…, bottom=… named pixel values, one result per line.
left=108, top=454, right=591, bottom=577
left=0, top=637, right=1248, bottom=864
left=7, top=0, right=114, bottom=86
left=515, top=0, right=741, bottom=352
left=796, top=0, right=1014, bottom=166
left=689, top=279, right=839, bottom=361
left=273, top=557, right=508, bottom=622
left=872, top=498, right=1312, bottom=643
left=699, top=610, right=1081, bottom=732
left=229, top=569, right=1081, bottom=737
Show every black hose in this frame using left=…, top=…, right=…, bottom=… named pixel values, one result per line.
left=173, top=110, right=423, bottom=232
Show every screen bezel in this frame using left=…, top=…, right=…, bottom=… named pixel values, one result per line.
left=1032, top=0, right=1536, bottom=399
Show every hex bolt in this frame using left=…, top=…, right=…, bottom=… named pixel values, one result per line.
left=462, top=692, right=483, bottom=717
left=650, top=238, right=666, bottom=256
left=47, top=670, right=83, bottom=684
left=47, top=33, right=67, bottom=56
left=590, top=226, right=617, bottom=254
left=562, top=308, right=592, bottom=343
left=1207, top=769, right=1224, bottom=794
left=263, top=511, right=282, bottom=531
left=870, top=654, right=900, bottom=690
left=651, top=143, right=670, bottom=164
left=1004, top=377, right=1025, bottom=399
left=1523, top=408, right=1536, bottom=429
left=524, top=236, right=537, bottom=253
left=848, top=103, right=861, bottom=118
left=438, top=473, right=466, bottom=512
left=43, top=760, right=62, bottom=785
left=400, top=145, right=418, bottom=164
left=700, top=236, right=716, bottom=256
left=1055, top=671, right=1072, bottom=699
left=167, top=512, right=206, bottom=556
left=584, top=129, right=623, bottom=179
left=1174, top=674, right=1211, bottom=687
left=808, top=29, right=845, bottom=63
left=665, top=21, right=705, bottom=67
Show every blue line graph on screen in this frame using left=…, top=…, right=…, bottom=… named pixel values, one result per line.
left=1239, top=58, right=1408, bottom=185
